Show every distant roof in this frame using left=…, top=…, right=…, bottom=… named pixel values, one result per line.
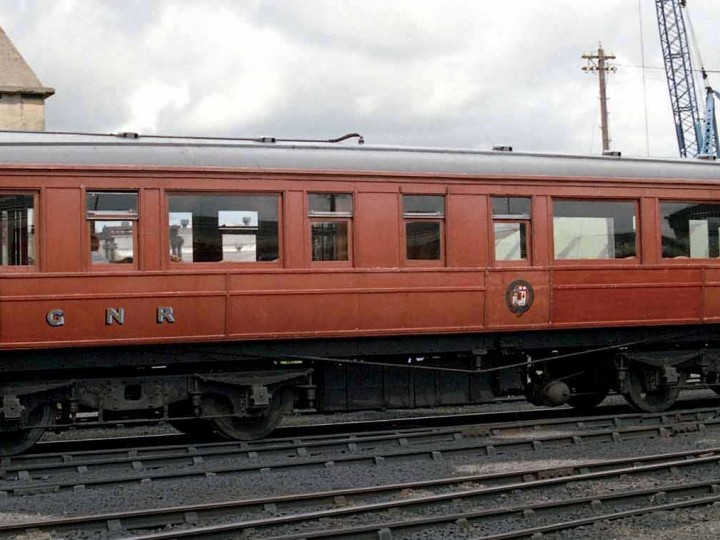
left=0, top=26, right=54, bottom=97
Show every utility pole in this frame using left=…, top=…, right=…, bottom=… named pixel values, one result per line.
left=582, top=43, right=617, bottom=153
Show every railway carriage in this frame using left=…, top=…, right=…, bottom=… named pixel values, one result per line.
left=2, top=130, right=720, bottom=455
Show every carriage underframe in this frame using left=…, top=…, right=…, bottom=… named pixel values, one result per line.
left=3, top=324, right=719, bottom=456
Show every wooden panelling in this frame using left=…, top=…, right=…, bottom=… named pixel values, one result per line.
left=140, top=188, right=162, bottom=270
left=283, top=190, right=306, bottom=268
left=357, top=290, right=484, bottom=331
left=446, top=194, right=486, bottom=268
left=43, top=188, right=82, bottom=272
left=5, top=165, right=720, bottom=351
left=1, top=296, right=226, bottom=345
left=355, top=192, right=400, bottom=268
left=552, top=268, right=702, bottom=324
left=227, top=289, right=485, bottom=336
left=0, top=273, right=227, bottom=296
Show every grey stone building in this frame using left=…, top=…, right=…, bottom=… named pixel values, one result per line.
left=0, top=25, right=53, bottom=130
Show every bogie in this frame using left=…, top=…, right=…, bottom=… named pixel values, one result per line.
left=0, top=400, right=54, bottom=457
left=622, top=364, right=685, bottom=413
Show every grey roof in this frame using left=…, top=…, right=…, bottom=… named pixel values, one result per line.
left=0, top=130, right=719, bottom=184
left=0, top=26, right=54, bottom=97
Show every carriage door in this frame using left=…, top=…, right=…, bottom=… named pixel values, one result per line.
left=486, top=196, right=550, bottom=328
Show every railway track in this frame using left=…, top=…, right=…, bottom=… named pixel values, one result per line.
left=7, top=404, right=623, bottom=471
left=27, top=404, right=586, bottom=456
left=5, top=441, right=720, bottom=538
left=2, top=406, right=718, bottom=497
left=32, top=394, right=720, bottom=457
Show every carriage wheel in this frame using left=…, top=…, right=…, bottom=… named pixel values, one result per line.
left=623, top=366, right=682, bottom=413
left=0, top=402, right=53, bottom=457
left=207, top=387, right=293, bottom=441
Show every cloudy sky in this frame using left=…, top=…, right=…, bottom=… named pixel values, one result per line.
left=1, top=0, right=719, bottom=158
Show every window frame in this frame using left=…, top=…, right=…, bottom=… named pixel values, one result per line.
left=490, top=195, right=532, bottom=266
left=85, top=190, right=139, bottom=271
left=551, top=197, right=640, bottom=265
left=0, top=191, right=39, bottom=273
left=164, top=190, right=283, bottom=268
left=402, top=194, right=445, bottom=266
left=307, top=192, right=353, bottom=266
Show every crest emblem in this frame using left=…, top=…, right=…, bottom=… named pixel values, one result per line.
left=506, top=280, right=534, bottom=315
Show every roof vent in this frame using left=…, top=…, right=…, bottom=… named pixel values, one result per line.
left=602, top=150, right=621, bottom=157
left=115, top=132, right=140, bottom=139
left=492, top=145, right=513, bottom=152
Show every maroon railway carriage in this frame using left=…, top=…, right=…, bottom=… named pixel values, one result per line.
left=2, top=130, right=720, bottom=455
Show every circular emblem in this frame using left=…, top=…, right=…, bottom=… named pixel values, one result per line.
left=505, top=279, right=534, bottom=315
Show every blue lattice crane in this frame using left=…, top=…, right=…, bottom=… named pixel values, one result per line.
left=655, top=0, right=719, bottom=158
left=699, top=70, right=720, bottom=157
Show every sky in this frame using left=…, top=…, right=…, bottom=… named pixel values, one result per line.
left=1, top=0, right=720, bottom=158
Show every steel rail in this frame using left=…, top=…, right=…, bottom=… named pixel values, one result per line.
left=102, top=450, right=720, bottom=539
left=5, top=445, right=720, bottom=539
left=25, top=404, right=574, bottom=456
left=26, top=393, right=716, bottom=457
left=232, top=487, right=720, bottom=540
left=471, top=492, right=720, bottom=539
left=1, top=410, right=719, bottom=499
left=21, top=405, right=565, bottom=459
left=3, top=407, right=718, bottom=485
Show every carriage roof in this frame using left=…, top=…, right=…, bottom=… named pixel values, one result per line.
left=0, top=130, right=718, bottom=183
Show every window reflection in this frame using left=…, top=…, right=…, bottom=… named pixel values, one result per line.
left=87, top=191, right=137, bottom=265
left=492, top=196, right=530, bottom=262
left=89, top=221, right=134, bottom=264
left=661, top=201, right=720, bottom=258
left=553, top=200, right=636, bottom=260
left=309, top=193, right=352, bottom=262
left=494, top=222, right=527, bottom=260
left=403, top=195, right=444, bottom=261
left=406, top=221, right=441, bottom=260
left=312, top=221, right=349, bottom=261
left=0, top=194, right=35, bottom=266
left=167, top=194, right=279, bottom=263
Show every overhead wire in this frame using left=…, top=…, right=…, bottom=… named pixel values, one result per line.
left=615, top=63, right=720, bottom=74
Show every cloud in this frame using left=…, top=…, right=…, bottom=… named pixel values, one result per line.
left=0, top=0, right=718, bottom=157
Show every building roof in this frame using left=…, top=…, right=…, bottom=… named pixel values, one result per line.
left=0, top=26, right=54, bottom=97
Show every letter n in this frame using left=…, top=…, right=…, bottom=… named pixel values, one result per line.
left=106, top=307, right=125, bottom=325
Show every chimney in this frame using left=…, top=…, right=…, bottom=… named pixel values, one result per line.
left=0, top=25, right=54, bottom=131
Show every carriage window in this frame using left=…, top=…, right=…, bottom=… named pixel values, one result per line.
left=553, top=199, right=637, bottom=260
left=168, top=194, right=279, bottom=263
left=0, top=194, right=35, bottom=266
left=309, top=193, right=352, bottom=262
left=86, top=191, right=138, bottom=265
left=492, top=196, right=530, bottom=261
left=403, top=195, right=444, bottom=260
left=661, top=201, right=720, bottom=258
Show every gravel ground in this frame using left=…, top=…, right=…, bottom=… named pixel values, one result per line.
left=5, top=389, right=720, bottom=539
